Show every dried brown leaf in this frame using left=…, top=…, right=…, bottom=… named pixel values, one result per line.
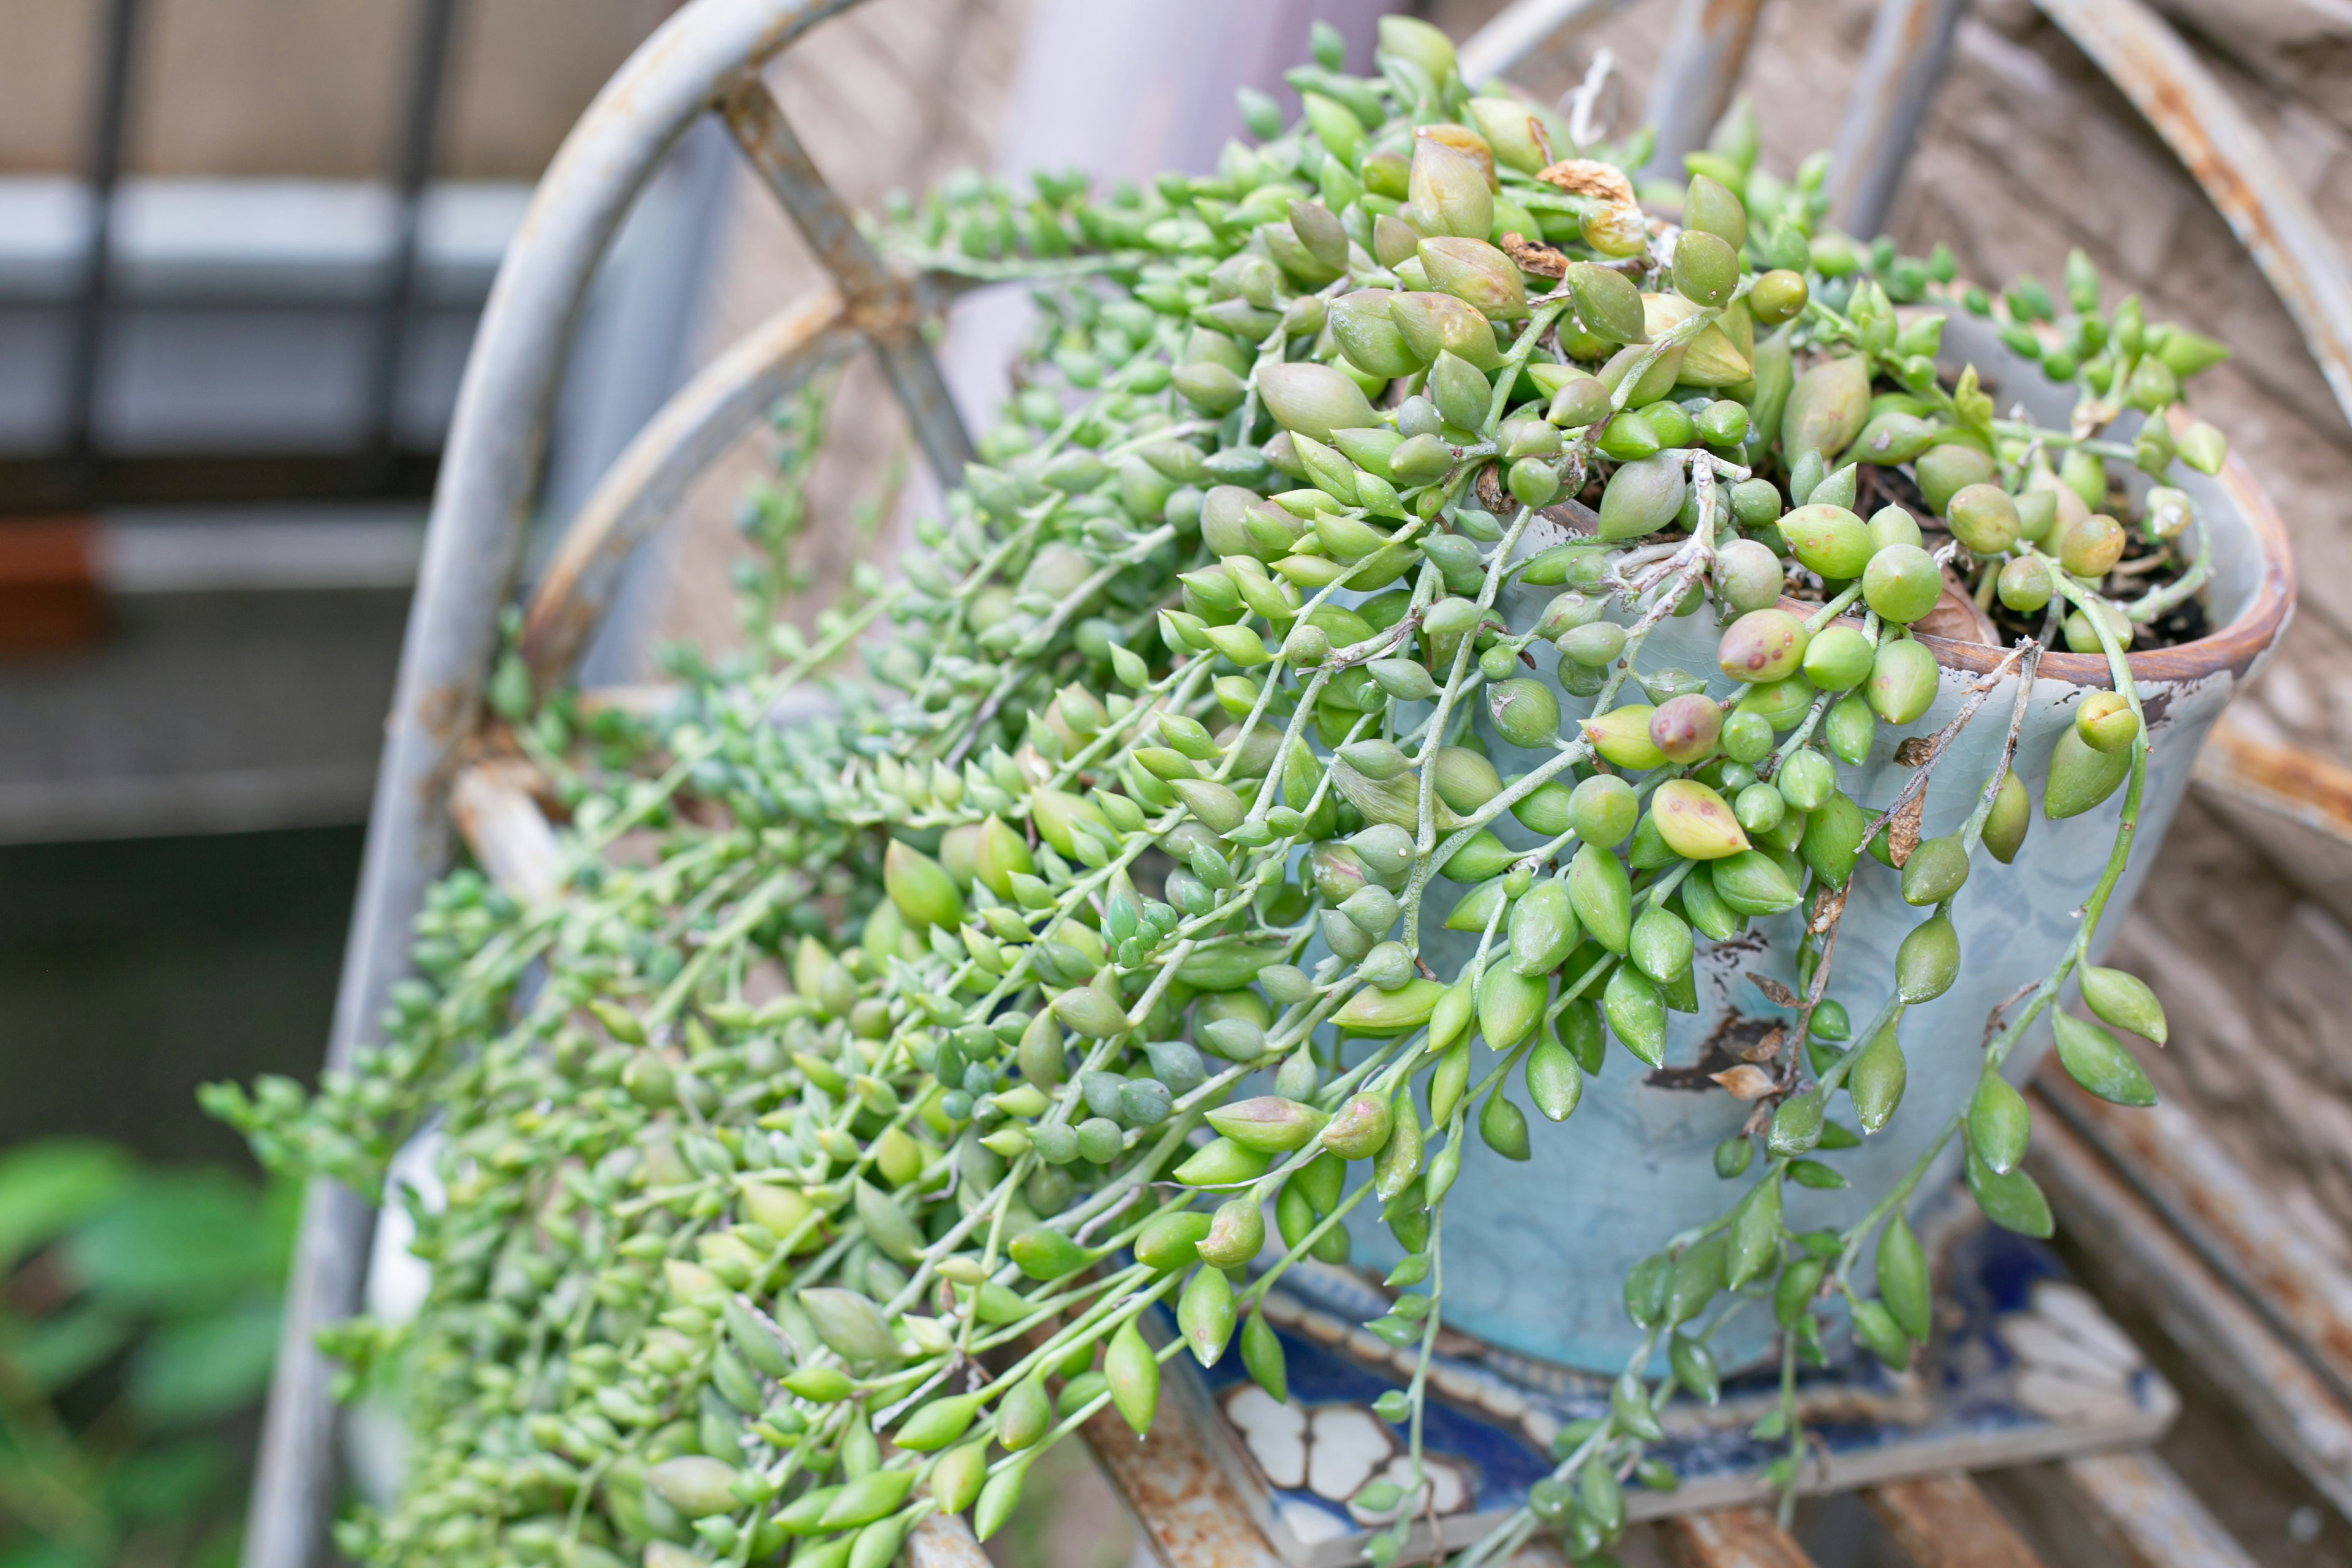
left=1711, top=1064, right=1777, bottom=1100
left=1893, top=737, right=1935, bottom=768
left=1808, top=883, right=1847, bottom=935
left=1537, top=159, right=1636, bottom=207
left=1500, top=232, right=1568, bottom=279
left=1474, top=462, right=1510, bottom=516
left=1733, top=1028, right=1784, bottom=1065
left=1888, top=793, right=1925, bottom=867
left=1746, top=972, right=1802, bottom=1009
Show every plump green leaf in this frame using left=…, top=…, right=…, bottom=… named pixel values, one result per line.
left=61, top=1169, right=289, bottom=1312
left=0, top=1140, right=134, bottom=1271
left=129, top=1300, right=283, bottom=1424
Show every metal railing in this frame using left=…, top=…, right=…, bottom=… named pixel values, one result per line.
left=23, top=0, right=465, bottom=510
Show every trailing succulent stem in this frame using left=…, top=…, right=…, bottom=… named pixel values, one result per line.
left=211, top=17, right=2225, bottom=1567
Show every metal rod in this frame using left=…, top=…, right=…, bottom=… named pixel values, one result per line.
left=64, top=0, right=143, bottom=472
left=240, top=1181, right=375, bottom=1568
left=518, top=285, right=870, bottom=690
left=718, top=77, right=974, bottom=488
left=366, top=0, right=463, bottom=458
left=1639, top=0, right=1767, bottom=182
left=1455, top=0, right=1637, bottom=88
left=1825, top=0, right=1970, bottom=239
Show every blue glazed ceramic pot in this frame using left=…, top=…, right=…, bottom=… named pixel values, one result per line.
left=1346, top=318, right=2293, bottom=1373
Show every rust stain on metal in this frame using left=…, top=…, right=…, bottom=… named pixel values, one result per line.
left=2197, top=724, right=2352, bottom=840
left=416, top=679, right=473, bottom=750
left=1080, top=1382, right=1286, bottom=1568
left=905, top=1511, right=991, bottom=1568
left=1863, top=1474, right=2044, bottom=1568
left=1698, top=0, right=1763, bottom=43
left=1661, top=1506, right=1816, bottom=1568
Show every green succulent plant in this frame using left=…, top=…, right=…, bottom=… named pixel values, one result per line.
left=209, top=15, right=2226, bottom=1566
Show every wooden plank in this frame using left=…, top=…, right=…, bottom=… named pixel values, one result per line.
left=2062, top=1452, right=2263, bottom=1568
left=1659, top=1507, right=1814, bottom=1568
left=2039, top=1063, right=2352, bottom=1405
left=1863, top=1474, right=2043, bottom=1568
left=2027, top=1104, right=2352, bottom=1517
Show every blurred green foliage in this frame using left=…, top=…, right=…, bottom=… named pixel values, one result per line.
left=0, top=1140, right=293, bottom=1568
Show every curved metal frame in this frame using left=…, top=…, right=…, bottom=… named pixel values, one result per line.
left=519, top=288, right=864, bottom=686
left=255, top=0, right=2352, bottom=1562
left=248, top=2, right=976, bottom=1564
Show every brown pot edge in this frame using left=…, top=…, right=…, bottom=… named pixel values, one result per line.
left=1783, top=409, right=2296, bottom=692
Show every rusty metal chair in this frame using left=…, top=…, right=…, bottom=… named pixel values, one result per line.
left=246, top=0, right=2352, bottom=1563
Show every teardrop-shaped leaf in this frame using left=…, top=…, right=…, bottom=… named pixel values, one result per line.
left=1966, top=1148, right=2054, bottom=1237
left=1877, top=1213, right=1932, bottom=1343
left=2054, top=1009, right=2157, bottom=1106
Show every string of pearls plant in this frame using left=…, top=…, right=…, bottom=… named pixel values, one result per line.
left=211, top=18, right=2229, bottom=1567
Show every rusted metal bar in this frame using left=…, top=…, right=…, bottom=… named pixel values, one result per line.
left=519, top=287, right=865, bottom=688
left=2196, top=723, right=2352, bottom=844
left=718, top=77, right=973, bottom=487
left=1659, top=1507, right=1815, bottom=1568
left=2040, top=1063, right=2352, bottom=1406
left=1080, top=1385, right=1286, bottom=1568
left=2062, top=1451, right=2263, bottom=1568
left=906, top=1511, right=991, bottom=1568
left=1863, top=1474, right=2045, bottom=1568
left=1823, top=0, right=1969, bottom=238
left=1640, top=0, right=1767, bottom=181
left=447, top=759, right=562, bottom=904
left=1455, top=0, right=1637, bottom=86
left=2027, top=1098, right=2352, bottom=1517
left=2192, top=722, right=2352, bottom=927
left=2034, top=0, right=2352, bottom=430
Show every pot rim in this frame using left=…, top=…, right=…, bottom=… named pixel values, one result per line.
left=1505, top=412, right=2296, bottom=692
left=1902, top=408, right=2294, bottom=690
left=1763, top=405, right=2296, bottom=690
